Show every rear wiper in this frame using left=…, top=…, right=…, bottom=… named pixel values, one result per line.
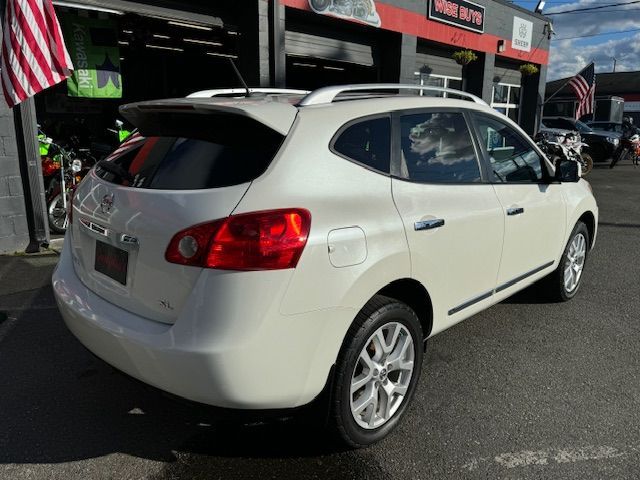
left=96, top=160, right=134, bottom=182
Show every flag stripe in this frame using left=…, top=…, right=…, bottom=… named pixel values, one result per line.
left=10, top=2, right=53, bottom=91
left=22, top=0, right=64, bottom=82
left=0, top=0, right=73, bottom=107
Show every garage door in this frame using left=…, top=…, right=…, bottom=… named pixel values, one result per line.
left=285, top=30, right=374, bottom=66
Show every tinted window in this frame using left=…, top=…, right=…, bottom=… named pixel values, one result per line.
left=474, top=114, right=544, bottom=183
left=95, top=113, right=284, bottom=189
left=543, top=118, right=575, bottom=131
left=333, top=117, right=391, bottom=173
left=399, top=112, right=481, bottom=183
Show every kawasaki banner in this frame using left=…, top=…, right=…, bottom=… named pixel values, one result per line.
left=62, top=15, right=122, bottom=98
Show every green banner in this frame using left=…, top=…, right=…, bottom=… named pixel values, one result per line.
left=62, top=15, right=122, bottom=98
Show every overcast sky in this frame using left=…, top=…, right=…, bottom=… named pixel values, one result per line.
left=514, top=0, right=640, bottom=80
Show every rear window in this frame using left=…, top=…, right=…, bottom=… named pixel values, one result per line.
left=96, top=112, right=284, bottom=189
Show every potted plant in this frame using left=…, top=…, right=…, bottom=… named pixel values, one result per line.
left=452, top=50, right=478, bottom=91
left=452, top=49, right=478, bottom=66
left=519, top=63, right=539, bottom=76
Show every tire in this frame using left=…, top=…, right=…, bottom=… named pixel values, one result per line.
left=329, top=295, right=423, bottom=448
left=540, top=222, right=590, bottom=302
left=580, top=153, right=593, bottom=176
left=610, top=147, right=628, bottom=169
left=48, top=192, right=70, bottom=234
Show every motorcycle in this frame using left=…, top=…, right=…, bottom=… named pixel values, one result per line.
left=535, top=130, right=592, bottom=176
left=609, top=131, right=640, bottom=169
left=39, top=130, right=96, bottom=233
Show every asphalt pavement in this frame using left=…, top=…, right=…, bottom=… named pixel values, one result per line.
left=1, top=162, right=640, bottom=480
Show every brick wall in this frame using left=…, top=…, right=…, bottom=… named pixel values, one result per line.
left=0, top=106, right=28, bottom=254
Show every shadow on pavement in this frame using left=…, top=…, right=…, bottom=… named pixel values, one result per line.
left=0, top=262, right=379, bottom=479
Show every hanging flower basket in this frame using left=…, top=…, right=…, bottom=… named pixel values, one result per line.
left=452, top=50, right=478, bottom=66
left=519, top=63, right=539, bottom=76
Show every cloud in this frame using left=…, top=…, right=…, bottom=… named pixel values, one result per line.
left=545, top=0, right=640, bottom=80
left=548, top=32, right=640, bottom=80
left=547, top=0, right=640, bottom=38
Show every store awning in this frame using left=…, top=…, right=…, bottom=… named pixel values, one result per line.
left=53, top=0, right=223, bottom=28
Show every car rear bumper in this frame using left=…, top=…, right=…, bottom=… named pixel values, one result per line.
left=53, top=243, right=355, bottom=409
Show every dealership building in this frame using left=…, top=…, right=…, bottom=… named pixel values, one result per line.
left=0, top=0, right=551, bottom=254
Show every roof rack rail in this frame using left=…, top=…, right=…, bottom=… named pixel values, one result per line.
left=188, top=88, right=310, bottom=98
left=297, top=84, right=488, bottom=106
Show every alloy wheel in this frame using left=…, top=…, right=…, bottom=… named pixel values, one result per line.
left=564, top=232, right=586, bottom=293
left=350, top=322, right=415, bottom=430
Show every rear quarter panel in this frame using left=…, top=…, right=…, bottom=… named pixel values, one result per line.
left=234, top=106, right=411, bottom=315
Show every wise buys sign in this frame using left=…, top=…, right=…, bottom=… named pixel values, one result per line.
left=428, top=0, right=485, bottom=34
left=62, top=15, right=122, bottom=98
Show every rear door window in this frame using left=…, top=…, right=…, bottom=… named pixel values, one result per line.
left=96, top=113, right=284, bottom=189
left=398, top=112, right=482, bottom=183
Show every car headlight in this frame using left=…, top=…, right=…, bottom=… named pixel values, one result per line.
left=606, top=137, right=620, bottom=145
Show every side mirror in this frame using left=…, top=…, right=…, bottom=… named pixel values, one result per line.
left=555, top=159, right=580, bottom=182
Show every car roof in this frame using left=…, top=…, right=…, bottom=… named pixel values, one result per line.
left=121, top=86, right=501, bottom=135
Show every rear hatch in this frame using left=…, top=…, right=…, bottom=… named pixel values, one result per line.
left=69, top=98, right=297, bottom=324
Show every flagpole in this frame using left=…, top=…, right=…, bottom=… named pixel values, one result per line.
left=542, top=76, right=574, bottom=105
left=0, top=0, right=50, bottom=253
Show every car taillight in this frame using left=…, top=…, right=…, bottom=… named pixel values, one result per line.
left=165, top=209, right=311, bottom=271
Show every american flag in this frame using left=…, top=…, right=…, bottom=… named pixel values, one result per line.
left=0, top=0, right=73, bottom=108
left=568, top=63, right=596, bottom=120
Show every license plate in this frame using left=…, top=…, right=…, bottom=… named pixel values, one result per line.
left=95, top=240, right=128, bottom=285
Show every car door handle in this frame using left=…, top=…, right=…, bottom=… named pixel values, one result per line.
left=506, top=207, right=525, bottom=216
left=414, top=219, right=445, bottom=231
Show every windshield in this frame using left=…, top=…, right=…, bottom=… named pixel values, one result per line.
left=574, top=120, right=591, bottom=133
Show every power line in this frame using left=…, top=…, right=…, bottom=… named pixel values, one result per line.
left=546, top=0, right=640, bottom=14
left=555, top=27, right=640, bottom=39
left=554, top=6, right=640, bottom=12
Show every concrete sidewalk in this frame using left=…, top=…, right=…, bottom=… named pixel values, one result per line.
left=0, top=252, right=60, bottom=334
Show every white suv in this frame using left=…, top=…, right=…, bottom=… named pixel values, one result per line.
left=53, top=84, right=598, bottom=447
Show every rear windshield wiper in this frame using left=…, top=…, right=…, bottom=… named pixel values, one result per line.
left=96, top=160, right=134, bottom=183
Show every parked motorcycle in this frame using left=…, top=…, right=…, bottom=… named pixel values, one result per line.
left=609, top=131, right=640, bottom=169
left=39, top=130, right=96, bottom=233
left=536, top=129, right=593, bottom=176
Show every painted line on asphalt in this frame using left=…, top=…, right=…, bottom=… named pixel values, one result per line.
left=461, top=444, right=639, bottom=471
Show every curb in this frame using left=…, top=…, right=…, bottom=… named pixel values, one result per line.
left=47, top=238, right=64, bottom=254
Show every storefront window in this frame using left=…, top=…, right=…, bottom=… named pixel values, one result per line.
left=415, top=73, right=463, bottom=97
left=491, top=83, right=521, bottom=124
left=493, top=84, right=508, bottom=104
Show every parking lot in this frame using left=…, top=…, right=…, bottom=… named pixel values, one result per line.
left=1, top=162, right=639, bottom=480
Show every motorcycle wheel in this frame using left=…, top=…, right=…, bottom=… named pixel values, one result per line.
left=580, top=153, right=593, bottom=176
left=48, top=192, right=70, bottom=234
left=309, top=0, right=331, bottom=11
left=610, top=147, right=628, bottom=169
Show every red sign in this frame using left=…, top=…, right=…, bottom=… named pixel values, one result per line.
left=429, top=0, right=485, bottom=33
